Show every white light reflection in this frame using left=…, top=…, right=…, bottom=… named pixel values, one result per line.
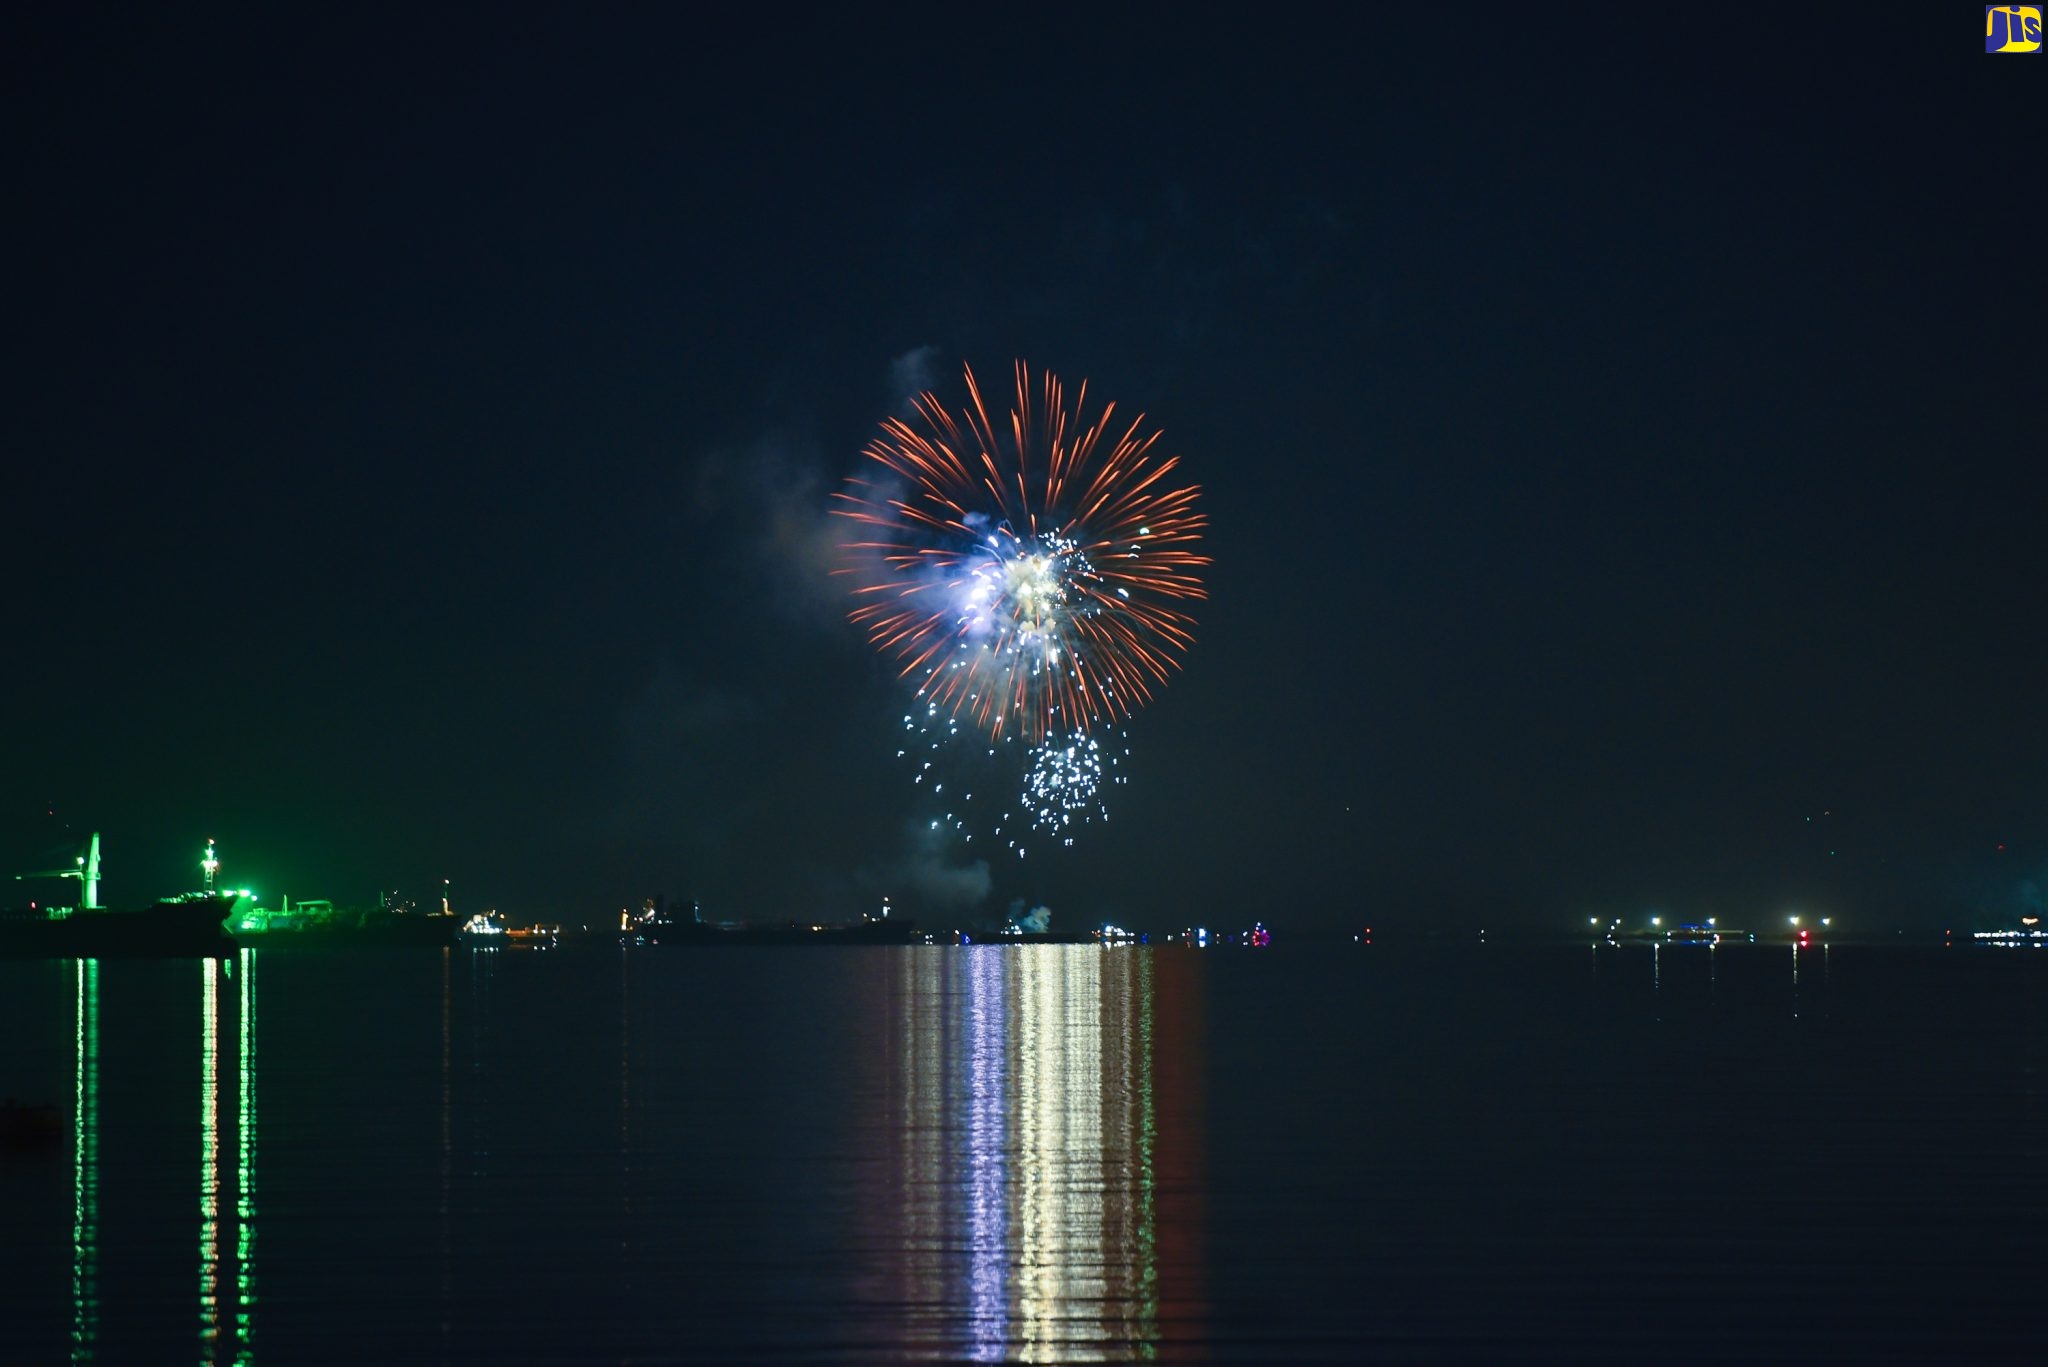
left=889, top=946, right=1178, bottom=1360
left=966, top=948, right=1009, bottom=1359
left=1014, top=947, right=1108, bottom=1361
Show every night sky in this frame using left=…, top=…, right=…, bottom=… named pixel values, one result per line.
left=6, top=8, right=2042, bottom=932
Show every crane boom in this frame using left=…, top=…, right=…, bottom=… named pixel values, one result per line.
left=12, top=832, right=102, bottom=909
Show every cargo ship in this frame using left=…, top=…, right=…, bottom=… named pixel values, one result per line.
left=3, top=833, right=239, bottom=957
left=228, top=893, right=460, bottom=947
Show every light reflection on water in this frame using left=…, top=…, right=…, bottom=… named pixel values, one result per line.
left=963, top=948, right=1008, bottom=1358
left=57, top=954, right=258, bottom=1365
left=234, top=949, right=256, bottom=1367
left=25, top=946, right=1208, bottom=1363
left=886, top=946, right=1201, bottom=1361
left=70, top=959, right=99, bottom=1365
left=198, top=958, right=219, bottom=1356
left=5, top=943, right=2042, bottom=1362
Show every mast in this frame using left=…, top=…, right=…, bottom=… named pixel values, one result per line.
left=202, top=839, right=219, bottom=894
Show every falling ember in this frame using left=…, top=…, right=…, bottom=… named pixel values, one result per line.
left=833, top=360, right=1209, bottom=746
left=1023, top=734, right=1118, bottom=841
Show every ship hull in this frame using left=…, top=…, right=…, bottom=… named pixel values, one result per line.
left=0, top=894, right=237, bottom=958
left=228, top=914, right=461, bottom=949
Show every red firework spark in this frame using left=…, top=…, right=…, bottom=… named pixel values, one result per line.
left=832, top=361, right=1209, bottom=743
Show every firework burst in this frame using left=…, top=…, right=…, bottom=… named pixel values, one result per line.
left=833, top=360, right=1209, bottom=746
left=837, top=361, right=1205, bottom=856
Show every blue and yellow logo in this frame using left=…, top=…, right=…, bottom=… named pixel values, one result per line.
left=1987, top=5, right=2042, bottom=51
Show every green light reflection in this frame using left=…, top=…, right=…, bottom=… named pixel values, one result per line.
left=235, top=947, right=257, bottom=1365
left=72, top=959, right=100, bottom=1365
left=199, top=953, right=257, bottom=1364
left=201, top=960, right=221, bottom=1352
left=68, top=956, right=257, bottom=1363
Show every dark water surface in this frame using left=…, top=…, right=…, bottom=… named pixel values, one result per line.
left=1, top=943, right=2043, bottom=1363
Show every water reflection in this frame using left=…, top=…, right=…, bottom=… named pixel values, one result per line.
left=965, top=948, right=1009, bottom=1357
left=438, top=947, right=452, bottom=1339
left=41, top=945, right=1207, bottom=1361
left=199, top=952, right=257, bottom=1365
left=888, top=946, right=1205, bottom=1360
left=71, top=960, right=99, bottom=1365
left=200, top=960, right=220, bottom=1352
left=65, top=955, right=257, bottom=1364
left=234, top=950, right=256, bottom=1366
left=15, top=943, right=2037, bottom=1360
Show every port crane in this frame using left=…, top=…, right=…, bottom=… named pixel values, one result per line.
left=14, top=830, right=103, bottom=911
